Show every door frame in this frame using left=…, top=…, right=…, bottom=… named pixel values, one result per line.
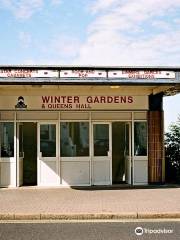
left=91, top=122, right=112, bottom=185
left=0, top=121, right=16, bottom=187
left=59, top=120, right=91, bottom=186
left=37, top=121, right=59, bottom=186
left=125, top=122, right=132, bottom=184
left=111, top=121, right=132, bottom=185
left=16, top=122, right=24, bottom=187
left=16, top=121, right=38, bottom=186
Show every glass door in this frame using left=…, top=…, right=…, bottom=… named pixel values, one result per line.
left=38, top=122, right=59, bottom=186
left=17, top=123, right=24, bottom=186
left=92, top=123, right=112, bottom=185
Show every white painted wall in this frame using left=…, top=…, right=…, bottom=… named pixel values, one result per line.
left=0, top=161, right=16, bottom=187
left=61, top=161, right=90, bottom=185
left=133, top=159, right=148, bottom=185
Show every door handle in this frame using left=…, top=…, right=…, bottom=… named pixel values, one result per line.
left=108, top=151, right=111, bottom=157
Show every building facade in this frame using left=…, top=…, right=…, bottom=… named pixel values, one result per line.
left=0, top=66, right=179, bottom=187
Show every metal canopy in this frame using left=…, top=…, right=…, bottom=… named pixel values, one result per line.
left=0, top=77, right=179, bottom=85
left=0, top=65, right=180, bottom=70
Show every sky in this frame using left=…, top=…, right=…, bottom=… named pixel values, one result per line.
left=0, top=0, right=179, bottom=130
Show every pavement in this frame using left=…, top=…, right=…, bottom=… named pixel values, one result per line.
left=0, top=185, right=180, bottom=220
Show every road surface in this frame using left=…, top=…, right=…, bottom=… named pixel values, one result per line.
left=0, top=219, right=179, bottom=240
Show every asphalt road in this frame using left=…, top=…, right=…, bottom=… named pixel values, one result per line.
left=0, top=220, right=179, bottom=240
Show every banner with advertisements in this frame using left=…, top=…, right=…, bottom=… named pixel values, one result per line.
left=0, top=69, right=175, bottom=79
left=108, top=70, right=175, bottom=79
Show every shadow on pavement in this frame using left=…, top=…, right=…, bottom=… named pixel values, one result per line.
left=71, top=184, right=180, bottom=191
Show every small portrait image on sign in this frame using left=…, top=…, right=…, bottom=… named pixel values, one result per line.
left=15, top=96, right=27, bottom=109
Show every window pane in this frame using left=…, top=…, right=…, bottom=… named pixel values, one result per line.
left=19, top=124, right=23, bottom=158
left=134, top=122, right=147, bottom=156
left=93, top=124, right=109, bottom=156
left=40, top=124, right=56, bottom=157
left=60, top=122, right=89, bottom=157
left=125, top=124, right=129, bottom=156
left=0, top=123, right=14, bottom=157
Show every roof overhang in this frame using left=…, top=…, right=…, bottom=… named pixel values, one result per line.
left=0, top=65, right=179, bottom=96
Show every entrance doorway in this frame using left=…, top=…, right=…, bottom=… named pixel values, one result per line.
left=112, top=122, right=131, bottom=184
left=17, top=122, right=37, bottom=186
left=92, top=122, right=112, bottom=185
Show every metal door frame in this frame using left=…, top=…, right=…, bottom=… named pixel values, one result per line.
left=37, top=121, right=59, bottom=186
left=91, top=122, right=112, bottom=185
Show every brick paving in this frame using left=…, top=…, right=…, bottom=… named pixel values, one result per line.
left=0, top=186, right=180, bottom=218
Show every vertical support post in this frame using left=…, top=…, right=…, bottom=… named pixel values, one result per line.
left=148, top=93, right=165, bottom=184
left=37, top=121, right=40, bottom=186
left=59, top=111, right=61, bottom=184
left=131, top=112, right=134, bottom=185
left=109, top=122, right=112, bottom=185
left=15, top=112, right=17, bottom=186
left=89, top=111, right=92, bottom=186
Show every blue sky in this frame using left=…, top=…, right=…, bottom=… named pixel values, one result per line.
left=0, top=0, right=179, bottom=129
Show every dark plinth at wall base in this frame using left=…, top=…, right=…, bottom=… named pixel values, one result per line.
left=148, top=181, right=165, bottom=185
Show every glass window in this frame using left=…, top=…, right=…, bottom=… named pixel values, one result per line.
left=125, top=124, right=129, bottom=156
left=40, top=124, right=56, bottom=157
left=60, top=122, right=89, bottom=157
left=93, top=124, right=109, bottom=156
left=0, top=122, right=14, bottom=157
left=19, top=124, right=24, bottom=158
left=134, top=122, right=147, bottom=156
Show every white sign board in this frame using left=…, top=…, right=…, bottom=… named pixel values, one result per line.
left=0, top=69, right=176, bottom=79
left=60, top=70, right=106, bottom=78
left=0, top=69, right=59, bottom=78
left=108, top=70, right=175, bottom=79
left=0, top=95, right=148, bottom=110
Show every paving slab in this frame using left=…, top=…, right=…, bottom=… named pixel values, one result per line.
left=0, top=186, right=180, bottom=220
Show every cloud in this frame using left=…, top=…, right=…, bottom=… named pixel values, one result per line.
left=0, top=0, right=63, bottom=19
left=0, top=0, right=43, bottom=19
left=5, top=0, right=180, bottom=66
left=74, top=0, right=180, bottom=66
left=51, top=0, right=62, bottom=6
left=88, top=0, right=180, bottom=33
left=90, top=0, right=120, bottom=14
left=40, top=35, right=81, bottom=60
left=51, top=36, right=81, bottom=58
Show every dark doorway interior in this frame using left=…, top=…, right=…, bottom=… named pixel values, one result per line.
left=23, top=122, right=37, bottom=185
left=112, top=122, right=126, bottom=184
